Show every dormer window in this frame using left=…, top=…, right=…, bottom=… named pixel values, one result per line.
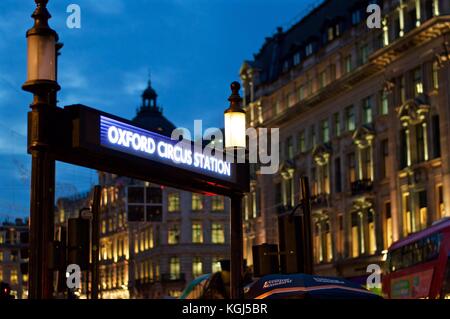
left=282, top=60, right=289, bottom=72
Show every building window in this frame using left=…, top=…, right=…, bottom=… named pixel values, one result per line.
left=0, top=269, right=3, bottom=282
left=192, top=257, right=203, bottom=278
left=333, top=112, right=341, bottom=137
left=418, top=190, right=428, bottom=231
left=335, top=157, right=342, bottom=193
left=169, top=257, right=181, bottom=280
left=319, top=71, right=327, bottom=89
left=337, top=214, right=344, bottom=256
left=168, top=193, right=180, bottom=213
left=384, top=202, right=393, bottom=249
left=432, top=115, right=441, bottom=158
left=413, top=67, right=423, bottom=96
left=351, top=212, right=360, bottom=258
left=311, top=125, right=317, bottom=148
left=416, top=123, right=427, bottom=163
left=191, top=193, right=203, bottom=211
left=212, top=258, right=222, bottom=273
left=305, top=43, right=314, bottom=56
left=0, top=251, right=3, bottom=262
left=403, top=193, right=411, bottom=236
left=211, top=196, right=225, bottom=211
left=168, top=224, right=180, bottom=245
left=348, top=152, right=356, bottom=185
left=380, top=90, right=389, bottom=115
left=293, top=52, right=301, bottom=66
left=399, top=76, right=406, bottom=104
left=399, top=128, right=410, bottom=169
left=314, top=223, right=323, bottom=263
left=345, top=105, right=356, bottom=131
left=298, top=130, right=306, bottom=153
left=352, top=10, right=361, bottom=25
left=368, top=209, right=377, bottom=254
left=321, top=119, right=330, bottom=143
left=211, top=223, right=225, bottom=244
left=432, top=61, right=439, bottom=90
left=192, top=223, right=203, bottom=244
left=360, top=44, right=369, bottom=65
left=381, top=139, right=389, bottom=179
left=362, top=96, right=373, bottom=124
left=298, top=85, right=306, bottom=101
left=344, top=55, right=352, bottom=73
left=286, top=136, right=294, bottom=160
left=10, top=269, right=18, bottom=285
left=437, top=185, right=445, bottom=219
left=325, top=221, right=333, bottom=262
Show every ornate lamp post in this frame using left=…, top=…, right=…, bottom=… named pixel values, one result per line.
left=224, top=82, right=247, bottom=299
left=22, top=0, right=60, bottom=299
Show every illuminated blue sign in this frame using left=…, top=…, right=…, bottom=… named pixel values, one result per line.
left=100, top=116, right=232, bottom=179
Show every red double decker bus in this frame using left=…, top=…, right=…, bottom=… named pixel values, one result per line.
left=382, top=218, right=450, bottom=299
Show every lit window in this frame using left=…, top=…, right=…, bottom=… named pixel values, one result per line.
left=168, top=193, right=180, bottom=213
left=325, top=222, right=333, bottom=262
left=169, top=257, right=181, bottom=280
left=333, top=113, right=341, bottom=137
left=211, top=196, right=225, bottom=212
left=298, top=85, right=306, bottom=101
left=362, top=96, right=373, bottom=124
left=211, top=223, right=225, bottom=244
left=403, top=193, right=411, bottom=236
left=348, top=152, right=356, bottom=184
left=212, top=258, right=222, bottom=273
left=413, top=67, right=423, bottom=96
left=0, top=251, right=3, bottom=262
left=298, top=130, right=306, bottom=153
left=380, top=91, right=389, bottom=115
left=437, top=185, right=445, bottom=219
left=192, top=257, right=203, bottom=278
left=321, top=119, right=330, bottom=143
left=192, top=223, right=203, bottom=244
left=368, top=210, right=376, bottom=254
left=344, top=55, right=352, bottom=73
left=314, top=223, right=323, bottom=263
left=319, top=71, right=327, bottom=89
left=0, top=269, right=3, bottom=282
left=328, top=27, right=334, bottom=41
left=10, top=269, right=18, bottom=285
left=345, top=105, right=356, bottom=131
left=351, top=212, right=360, bottom=257
left=168, top=224, right=180, bottom=245
left=191, top=193, right=203, bottom=211
left=433, top=61, right=439, bottom=90
left=384, top=202, right=393, bottom=249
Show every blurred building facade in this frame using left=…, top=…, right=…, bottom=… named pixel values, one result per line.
left=240, top=0, right=450, bottom=282
left=0, top=218, right=29, bottom=299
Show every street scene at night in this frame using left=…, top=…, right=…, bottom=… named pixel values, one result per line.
left=1, top=0, right=450, bottom=312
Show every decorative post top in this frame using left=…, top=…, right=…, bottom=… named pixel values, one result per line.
left=27, top=0, right=58, bottom=40
left=226, top=82, right=244, bottom=113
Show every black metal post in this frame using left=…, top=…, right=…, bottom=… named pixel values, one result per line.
left=91, top=186, right=101, bottom=299
left=28, top=102, right=56, bottom=299
left=300, top=176, right=314, bottom=275
left=230, top=193, right=244, bottom=299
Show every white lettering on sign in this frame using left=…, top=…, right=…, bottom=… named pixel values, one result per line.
left=104, top=123, right=231, bottom=177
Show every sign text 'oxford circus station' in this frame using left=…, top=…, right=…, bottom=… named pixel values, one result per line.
left=100, top=116, right=232, bottom=178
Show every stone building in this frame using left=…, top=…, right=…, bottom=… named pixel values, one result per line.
left=0, top=218, right=29, bottom=299
left=240, top=0, right=450, bottom=283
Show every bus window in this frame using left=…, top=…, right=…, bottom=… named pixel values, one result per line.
left=441, top=258, right=450, bottom=299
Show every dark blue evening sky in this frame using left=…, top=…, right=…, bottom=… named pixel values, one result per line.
left=0, top=0, right=320, bottom=219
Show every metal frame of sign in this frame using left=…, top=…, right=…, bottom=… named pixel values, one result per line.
left=42, top=104, right=249, bottom=196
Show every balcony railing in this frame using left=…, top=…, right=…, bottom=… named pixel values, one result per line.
left=161, top=273, right=186, bottom=283
left=351, top=179, right=373, bottom=196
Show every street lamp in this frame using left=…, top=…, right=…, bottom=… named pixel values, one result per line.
left=22, top=0, right=60, bottom=299
left=224, top=82, right=246, bottom=150
left=23, top=0, right=60, bottom=95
